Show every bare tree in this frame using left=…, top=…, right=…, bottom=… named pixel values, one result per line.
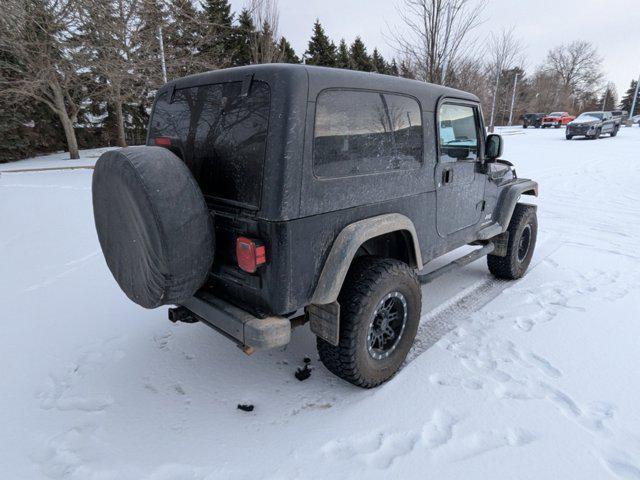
left=0, top=0, right=84, bottom=159
left=524, top=69, right=569, bottom=113
left=544, top=40, right=603, bottom=106
left=388, top=0, right=486, bottom=84
left=248, top=0, right=282, bottom=64
left=486, top=28, right=524, bottom=132
left=446, top=56, right=488, bottom=101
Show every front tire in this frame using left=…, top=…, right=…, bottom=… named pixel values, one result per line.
left=611, top=126, right=618, bottom=137
left=488, top=204, right=537, bottom=280
left=317, top=257, right=421, bottom=388
left=566, top=134, right=573, bottom=140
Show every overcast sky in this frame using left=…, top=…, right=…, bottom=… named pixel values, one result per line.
left=229, top=0, right=639, bottom=98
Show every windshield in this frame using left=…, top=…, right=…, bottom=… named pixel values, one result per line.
left=577, top=112, right=604, bottom=120
left=148, top=81, right=270, bottom=209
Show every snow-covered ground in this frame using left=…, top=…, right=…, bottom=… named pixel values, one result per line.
left=2, top=126, right=640, bottom=480
left=0, top=147, right=115, bottom=172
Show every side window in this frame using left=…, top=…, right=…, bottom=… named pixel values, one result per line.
left=314, top=90, right=422, bottom=177
left=438, top=103, right=480, bottom=162
left=385, top=94, right=423, bottom=165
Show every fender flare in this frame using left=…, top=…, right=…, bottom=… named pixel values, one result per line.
left=311, top=214, right=423, bottom=305
left=495, top=179, right=538, bottom=233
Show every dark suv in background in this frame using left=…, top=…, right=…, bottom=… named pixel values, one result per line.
left=522, top=113, right=545, bottom=128
left=92, top=64, right=538, bottom=387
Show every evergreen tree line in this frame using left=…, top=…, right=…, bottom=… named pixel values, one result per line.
left=1, top=0, right=638, bottom=162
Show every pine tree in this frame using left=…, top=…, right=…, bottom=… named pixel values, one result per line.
left=598, top=83, right=618, bottom=111
left=251, top=19, right=280, bottom=64
left=619, top=79, right=639, bottom=114
left=399, top=60, right=416, bottom=79
left=336, top=39, right=350, bottom=69
left=232, top=8, right=255, bottom=66
left=305, top=20, right=336, bottom=67
left=138, top=0, right=166, bottom=86
left=371, top=48, right=388, bottom=74
left=0, top=52, right=33, bottom=161
left=199, top=0, right=234, bottom=67
left=168, top=0, right=205, bottom=76
left=278, top=37, right=300, bottom=63
left=389, top=58, right=399, bottom=76
left=202, top=0, right=232, bottom=25
left=349, top=37, right=372, bottom=72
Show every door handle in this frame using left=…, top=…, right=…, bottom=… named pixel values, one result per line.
left=442, top=168, right=453, bottom=184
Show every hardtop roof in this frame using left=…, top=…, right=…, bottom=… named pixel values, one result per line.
left=157, top=63, right=479, bottom=104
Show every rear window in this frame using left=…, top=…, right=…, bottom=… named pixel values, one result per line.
left=148, top=80, right=270, bottom=209
left=313, top=89, right=422, bottom=177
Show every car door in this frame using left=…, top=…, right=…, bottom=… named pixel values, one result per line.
left=435, top=101, right=486, bottom=237
left=601, top=113, right=613, bottom=133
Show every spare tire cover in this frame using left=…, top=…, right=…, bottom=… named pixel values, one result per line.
left=92, top=146, right=214, bottom=309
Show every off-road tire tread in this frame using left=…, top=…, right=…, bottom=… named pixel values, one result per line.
left=317, top=257, right=420, bottom=388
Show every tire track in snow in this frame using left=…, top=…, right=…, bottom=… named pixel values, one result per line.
left=20, top=251, right=100, bottom=293
left=407, top=239, right=560, bottom=363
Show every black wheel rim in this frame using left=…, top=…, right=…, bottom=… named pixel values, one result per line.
left=367, top=292, right=408, bottom=360
left=517, top=224, right=532, bottom=262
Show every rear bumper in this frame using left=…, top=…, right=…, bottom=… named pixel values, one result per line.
left=175, top=292, right=291, bottom=350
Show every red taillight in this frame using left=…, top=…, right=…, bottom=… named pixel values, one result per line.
left=154, top=136, right=172, bottom=147
left=236, top=237, right=266, bottom=273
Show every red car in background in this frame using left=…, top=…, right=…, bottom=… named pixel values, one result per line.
left=541, top=111, right=575, bottom=128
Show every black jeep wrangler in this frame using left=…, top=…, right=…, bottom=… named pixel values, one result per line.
left=92, top=64, right=538, bottom=388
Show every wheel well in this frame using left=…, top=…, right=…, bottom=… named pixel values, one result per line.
left=355, top=230, right=417, bottom=268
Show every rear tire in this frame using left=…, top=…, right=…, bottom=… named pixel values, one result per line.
left=317, top=257, right=421, bottom=388
left=488, top=204, right=537, bottom=280
left=566, top=134, right=573, bottom=140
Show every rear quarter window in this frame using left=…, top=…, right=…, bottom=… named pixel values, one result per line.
left=313, top=89, right=422, bottom=178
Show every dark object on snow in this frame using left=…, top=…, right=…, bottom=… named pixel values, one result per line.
left=237, top=404, right=254, bottom=412
left=295, top=364, right=312, bottom=381
left=522, top=113, right=545, bottom=128
left=96, top=64, right=538, bottom=390
left=92, top=146, right=214, bottom=308
left=303, top=357, right=311, bottom=364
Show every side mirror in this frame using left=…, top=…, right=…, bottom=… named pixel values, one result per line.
left=485, top=134, right=503, bottom=160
